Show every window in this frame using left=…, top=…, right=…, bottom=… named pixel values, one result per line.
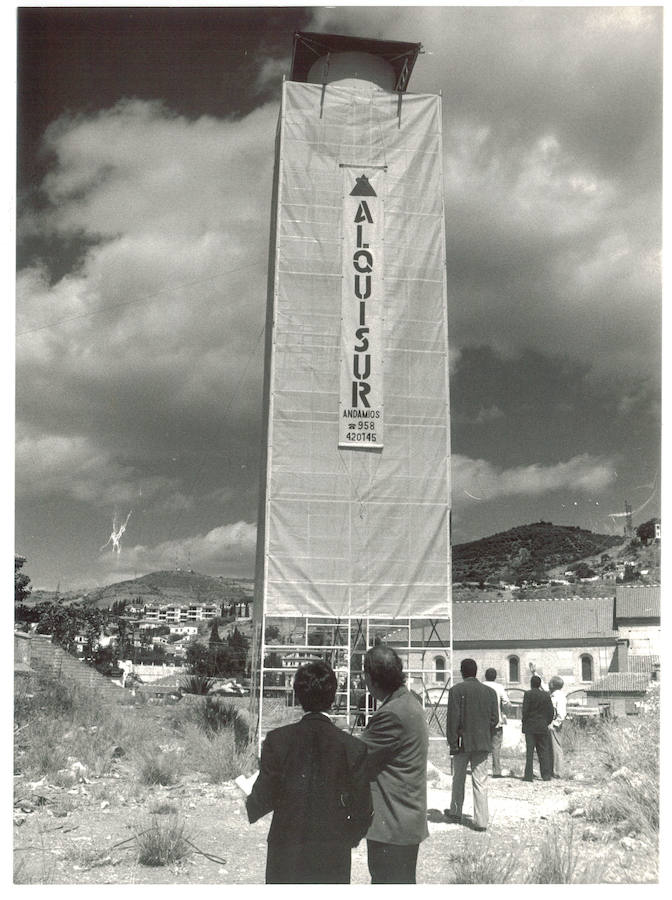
left=580, top=654, right=593, bottom=682
left=508, top=655, right=520, bottom=683
left=434, top=656, right=446, bottom=682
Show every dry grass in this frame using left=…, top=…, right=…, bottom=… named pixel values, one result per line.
left=148, top=800, right=179, bottom=816
left=181, top=721, right=257, bottom=783
left=135, top=816, right=190, bottom=867
left=14, top=671, right=153, bottom=782
left=445, top=840, right=521, bottom=883
left=527, top=822, right=579, bottom=883
left=574, top=687, right=659, bottom=838
left=138, top=749, right=183, bottom=786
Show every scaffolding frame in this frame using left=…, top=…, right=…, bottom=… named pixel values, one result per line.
left=249, top=613, right=452, bottom=754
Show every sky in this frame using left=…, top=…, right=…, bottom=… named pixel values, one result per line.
left=13, top=4, right=662, bottom=591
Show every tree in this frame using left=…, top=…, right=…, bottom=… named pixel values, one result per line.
left=226, top=627, right=250, bottom=677
left=636, top=518, right=658, bottom=545
left=208, top=620, right=221, bottom=646
left=186, top=640, right=211, bottom=676
left=15, top=556, right=31, bottom=605
left=572, top=562, right=596, bottom=580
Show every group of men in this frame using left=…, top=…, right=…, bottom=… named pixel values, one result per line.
left=245, top=648, right=566, bottom=884
left=445, top=660, right=567, bottom=831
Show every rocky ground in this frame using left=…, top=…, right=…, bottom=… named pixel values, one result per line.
left=13, top=714, right=658, bottom=884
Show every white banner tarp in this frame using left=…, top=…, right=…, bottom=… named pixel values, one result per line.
left=339, top=170, right=384, bottom=448
left=257, top=81, right=451, bottom=619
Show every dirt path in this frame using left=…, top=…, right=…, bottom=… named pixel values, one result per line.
left=13, top=759, right=656, bottom=885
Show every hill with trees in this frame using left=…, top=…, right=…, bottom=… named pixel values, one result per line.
left=28, top=570, right=254, bottom=611
left=452, top=521, right=625, bottom=586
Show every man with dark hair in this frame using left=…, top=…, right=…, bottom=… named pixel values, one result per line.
left=245, top=661, right=372, bottom=883
left=483, top=667, right=512, bottom=778
left=548, top=675, right=567, bottom=778
left=445, top=658, right=499, bottom=831
left=359, top=644, right=429, bottom=883
left=522, top=673, right=554, bottom=782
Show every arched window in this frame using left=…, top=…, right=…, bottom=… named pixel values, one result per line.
left=434, top=656, right=446, bottom=682
left=508, top=655, right=520, bottom=683
left=580, top=654, right=593, bottom=682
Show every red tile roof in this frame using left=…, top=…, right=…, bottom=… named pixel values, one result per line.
left=627, top=654, right=660, bottom=673
left=615, top=585, right=660, bottom=619
left=451, top=596, right=618, bottom=643
left=587, top=672, right=650, bottom=693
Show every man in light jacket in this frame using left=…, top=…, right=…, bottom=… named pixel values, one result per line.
left=359, top=644, right=429, bottom=884
left=445, top=658, right=499, bottom=830
left=548, top=675, right=567, bottom=778
left=483, top=667, right=512, bottom=777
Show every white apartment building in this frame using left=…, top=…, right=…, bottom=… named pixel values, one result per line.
left=142, top=602, right=220, bottom=624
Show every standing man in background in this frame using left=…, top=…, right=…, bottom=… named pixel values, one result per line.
left=445, top=658, right=499, bottom=831
left=522, top=674, right=554, bottom=782
left=359, top=644, right=429, bottom=884
left=483, top=667, right=512, bottom=778
left=548, top=675, right=567, bottom=778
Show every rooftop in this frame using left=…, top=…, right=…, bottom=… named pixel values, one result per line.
left=452, top=596, right=618, bottom=643
left=588, top=672, right=651, bottom=694
left=614, top=585, right=660, bottom=619
left=291, top=32, right=422, bottom=92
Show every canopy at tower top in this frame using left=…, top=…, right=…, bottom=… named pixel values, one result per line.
left=291, top=31, right=422, bottom=92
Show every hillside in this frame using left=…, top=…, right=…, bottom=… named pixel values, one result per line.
left=30, top=570, right=254, bottom=610
left=452, top=521, right=625, bottom=585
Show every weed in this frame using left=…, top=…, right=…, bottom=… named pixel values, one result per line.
left=527, top=821, right=578, bottom=883
left=135, top=816, right=190, bottom=867
left=18, top=717, right=70, bottom=779
left=180, top=674, right=215, bottom=695
left=201, top=696, right=240, bottom=732
left=138, top=749, right=182, bottom=786
left=13, top=826, right=56, bottom=883
left=446, top=841, right=520, bottom=883
left=181, top=722, right=257, bottom=783
left=148, top=800, right=179, bottom=815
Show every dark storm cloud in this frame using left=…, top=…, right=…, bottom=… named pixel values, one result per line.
left=15, top=6, right=661, bottom=587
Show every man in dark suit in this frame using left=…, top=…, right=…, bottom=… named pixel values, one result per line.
left=445, top=658, right=499, bottom=830
left=522, top=674, right=554, bottom=781
left=246, top=661, right=373, bottom=883
left=359, top=644, right=429, bottom=884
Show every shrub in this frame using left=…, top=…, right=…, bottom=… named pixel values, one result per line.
left=201, top=696, right=239, bottom=733
left=180, top=675, right=215, bottom=695
left=138, top=749, right=182, bottom=786
left=527, top=822, right=578, bottom=883
left=446, top=842, right=520, bottom=883
left=585, top=687, right=659, bottom=837
left=179, top=722, right=257, bottom=784
left=148, top=800, right=179, bottom=816
left=135, top=816, right=190, bottom=867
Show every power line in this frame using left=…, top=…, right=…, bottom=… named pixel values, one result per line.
left=16, top=258, right=266, bottom=337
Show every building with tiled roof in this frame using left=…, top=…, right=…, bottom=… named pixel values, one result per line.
left=615, top=584, right=660, bottom=620
left=587, top=672, right=653, bottom=716
left=589, top=672, right=651, bottom=693
left=398, top=593, right=659, bottom=714
left=613, top=585, right=661, bottom=671
left=452, top=596, right=617, bottom=644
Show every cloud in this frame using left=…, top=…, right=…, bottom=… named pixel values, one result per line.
left=458, top=405, right=505, bottom=426
left=16, top=99, right=276, bottom=470
left=306, top=7, right=661, bottom=386
left=15, top=424, right=176, bottom=506
left=452, top=453, right=616, bottom=509
left=100, top=520, right=257, bottom=580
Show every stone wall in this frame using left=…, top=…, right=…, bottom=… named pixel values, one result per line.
left=18, top=633, right=125, bottom=706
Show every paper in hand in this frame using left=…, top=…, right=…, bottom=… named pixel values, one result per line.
left=234, top=771, right=259, bottom=797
